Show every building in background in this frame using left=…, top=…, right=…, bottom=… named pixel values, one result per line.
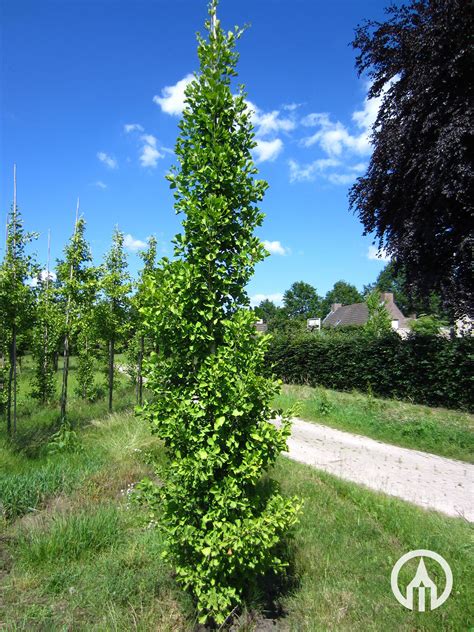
left=323, top=292, right=412, bottom=336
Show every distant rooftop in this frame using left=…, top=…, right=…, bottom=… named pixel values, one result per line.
left=323, top=292, right=410, bottom=329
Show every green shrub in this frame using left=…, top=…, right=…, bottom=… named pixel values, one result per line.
left=267, top=331, right=473, bottom=411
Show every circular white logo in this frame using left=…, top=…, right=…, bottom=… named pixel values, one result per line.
left=391, top=549, right=453, bottom=611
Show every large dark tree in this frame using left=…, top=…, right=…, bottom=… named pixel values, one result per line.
left=350, top=0, right=473, bottom=316
left=365, top=262, right=444, bottom=317
left=283, top=281, right=321, bottom=318
left=321, top=280, right=362, bottom=317
left=254, top=298, right=279, bottom=322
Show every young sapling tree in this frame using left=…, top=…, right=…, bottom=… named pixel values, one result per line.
left=140, top=1, right=300, bottom=624
left=130, top=236, right=158, bottom=405
left=31, top=236, right=62, bottom=404
left=0, top=165, right=37, bottom=433
left=98, top=228, right=131, bottom=413
left=57, top=208, right=96, bottom=424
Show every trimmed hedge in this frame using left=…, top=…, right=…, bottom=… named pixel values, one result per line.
left=266, top=331, right=474, bottom=411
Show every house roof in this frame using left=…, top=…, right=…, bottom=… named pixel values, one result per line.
left=323, top=293, right=410, bottom=328
left=323, top=302, right=369, bottom=327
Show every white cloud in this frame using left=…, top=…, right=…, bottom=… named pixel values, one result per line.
left=301, top=112, right=371, bottom=156
left=243, top=100, right=296, bottom=163
left=246, top=100, right=295, bottom=136
left=367, top=245, right=391, bottom=262
left=253, top=138, right=283, bottom=163
left=300, top=82, right=393, bottom=161
left=326, top=172, right=357, bottom=185
left=139, top=134, right=163, bottom=167
left=262, top=240, right=289, bottom=256
left=352, top=78, right=396, bottom=131
left=124, top=234, right=147, bottom=252
left=352, top=94, right=382, bottom=132
left=288, top=158, right=340, bottom=182
left=250, top=293, right=284, bottom=307
left=289, top=158, right=366, bottom=186
left=350, top=162, right=367, bottom=173
left=153, top=74, right=194, bottom=116
left=283, top=102, right=302, bottom=112
left=124, top=123, right=144, bottom=133
left=140, top=145, right=163, bottom=168
left=28, top=269, right=57, bottom=287
left=141, top=134, right=157, bottom=147
left=97, top=152, right=117, bottom=169
left=93, top=181, right=107, bottom=189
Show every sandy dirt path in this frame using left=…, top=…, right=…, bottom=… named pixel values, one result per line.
left=284, top=418, right=474, bottom=521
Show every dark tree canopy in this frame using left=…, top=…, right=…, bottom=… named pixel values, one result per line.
left=283, top=281, right=321, bottom=318
left=366, top=261, right=444, bottom=317
left=321, top=280, right=362, bottom=317
left=350, top=0, right=473, bottom=316
left=254, top=298, right=279, bottom=322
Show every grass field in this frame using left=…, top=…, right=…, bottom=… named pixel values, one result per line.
left=5, top=354, right=134, bottom=456
left=274, top=384, right=474, bottom=463
left=1, top=399, right=473, bottom=630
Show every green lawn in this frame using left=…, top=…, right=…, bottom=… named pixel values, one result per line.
left=1, top=406, right=473, bottom=630
left=274, top=384, right=474, bottom=463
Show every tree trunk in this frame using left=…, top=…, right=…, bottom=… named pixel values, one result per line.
left=12, top=325, right=17, bottom=433
left=108, top=337, right=114, bottom=413
left=43, top=321, right=49, bottom=404
left=6, top=347, right=13, bottom=436
left=60, top=202, right=79, bottom=425
left=60, top=333, right=70, bottom=424
left=82, top=338, right=88, bottom=399
left=137, top=335, right=144, bottom=406
left=0, top=352, right=5, bottom=417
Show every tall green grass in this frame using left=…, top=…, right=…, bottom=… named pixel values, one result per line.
left=18, top=506, right=122, bottom=567
left=0, top=454, right=103, bottom=521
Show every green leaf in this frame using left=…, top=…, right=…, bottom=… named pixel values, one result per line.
left=215, top=416, right=225, bottom=429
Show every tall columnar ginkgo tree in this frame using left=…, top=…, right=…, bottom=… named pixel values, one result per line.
left=57, top=210, right=96, bottom=424
left=31, top=261, right=62, bottom=405
left=0, top=214, right=37, bottom=433
left=99, top=228, right=131, bottom=413
left=129, top=236, right=158, bottom=405
left=140, top=1, right=300, bottom=624
left=0, top=167, right=37, bottom=434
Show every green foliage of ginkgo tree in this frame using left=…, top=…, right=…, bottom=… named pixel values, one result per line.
left=57, top=216, right=97, bottom=423
left=127, top=236, right=158, bottom=405
left=31, top=270, right=62, bottom=404
left=0, top=204, right=37, bottom=434
left=97, top=228, right=131, bottom=413
left=139, top=1, right=300, bottom=624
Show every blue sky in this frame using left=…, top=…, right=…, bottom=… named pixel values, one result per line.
left=1, top=0, right=395, bottom=305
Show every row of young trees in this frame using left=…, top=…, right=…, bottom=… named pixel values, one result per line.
left=0, top=182, right=157, bottom=435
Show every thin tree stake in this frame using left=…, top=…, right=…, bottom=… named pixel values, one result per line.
left=12, top=164, right=17, bottom=433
